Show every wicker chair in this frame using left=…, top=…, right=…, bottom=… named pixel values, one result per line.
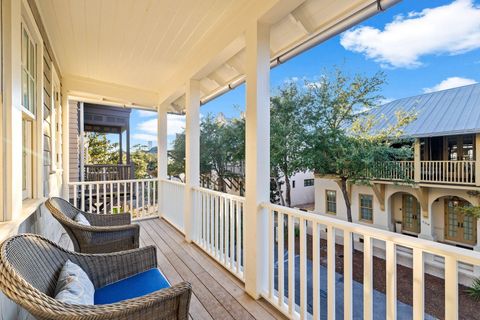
left=0, top=234, right=192, bottom=320
left=45, top=197, right=139, bottom=254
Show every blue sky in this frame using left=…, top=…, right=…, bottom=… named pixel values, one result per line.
left=129, top=0, right=480, bottom=149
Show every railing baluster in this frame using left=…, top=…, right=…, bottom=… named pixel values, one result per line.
left=268, top=209, right=274, bottom=300
left=363, top=236, right=373, bottom=320
left=147, top=180, right=151, bottom=213
left=445, top=256, right=458, bottom=320
left=327, top=225, right=335, bottom=320
left=95, top=183, right=99, bottom=213
left=312, top=222, right=321, bottom=320
left=278, top=212, right=285, bottom=309
left=88, top=185, right=92, bottom=213
left=343, top=230, right=353, bottom=320
left=412, top=248, right=424, bottom=320
left=73, top=185, right=78, bottom=208
left=229, top=198, right=234, bottom=269
left=220, top=196, right=225, bottom=264
left=287, top=215, right=295, bottom=316
left=299, top=218, right=307, bottom=319
left=80, top=184, right=85, bottom=211
left=386, top=241, right=397, bottom=320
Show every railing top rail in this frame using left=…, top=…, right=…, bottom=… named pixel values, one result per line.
left=192, top=185, right=245, bottom=202
left=69, top=178, right=157, bottom=185
left=420, top=160, right=476, bottom=163
left=160, top=179, right=186, bottom=187
left=84, top=164, right=134, bottom=167
left=261, top=202, right=480, bottom=265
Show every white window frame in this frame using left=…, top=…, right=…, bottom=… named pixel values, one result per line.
left=20, top=2, right=44, bottom=202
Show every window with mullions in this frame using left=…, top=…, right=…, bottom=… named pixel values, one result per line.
left=326, top=190, right=336, bottom=214
left=21, top=24, right=36, bottom=115
left=359, top=194, right=373, bottom=222
left=304, top=179, right=314, bottom=187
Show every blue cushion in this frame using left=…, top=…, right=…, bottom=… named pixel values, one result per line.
left=94, top=268, right=170, bottom=305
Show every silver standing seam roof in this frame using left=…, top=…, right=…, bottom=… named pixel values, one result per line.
left=369, top=83, right=480, bottom=138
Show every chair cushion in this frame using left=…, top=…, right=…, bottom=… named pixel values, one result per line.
left=54, top=260, right=95, bottom=305
left=94, top=268, right=170, bottom=305
left=74, top=213, right=91, bottom=226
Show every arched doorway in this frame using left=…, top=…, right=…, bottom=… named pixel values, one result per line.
left=388, top=192, right=421, bottom=235
left=444, top=196, right=476, bottom=245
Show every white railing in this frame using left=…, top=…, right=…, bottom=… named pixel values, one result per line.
left=69, top=178, right=159, bottom=220
left=421, top=160, right=476, bottom=185
left=371, top=161, right=415, bottom=181
left=160, top=179, right=185, bottom=231
left=193, top=186, right=245, bottom=280
left=261, top=202, right=480, bottom=320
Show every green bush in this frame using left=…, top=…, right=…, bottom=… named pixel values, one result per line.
left=467, top=277, right=480, bottom=300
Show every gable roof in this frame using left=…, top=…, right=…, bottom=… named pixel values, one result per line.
left=369, top=83, right=480, bottom=138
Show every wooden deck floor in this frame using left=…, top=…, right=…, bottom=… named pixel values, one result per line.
left=138, top=218, right=286, bottom=320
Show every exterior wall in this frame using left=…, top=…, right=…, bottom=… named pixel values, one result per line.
left=281, top=171, right=315, bottom=207
left=314, top=176, right=480, bottom=285
left=0, top=0, right=67, bottom=318
left=68, top=100, right=79, bottom=183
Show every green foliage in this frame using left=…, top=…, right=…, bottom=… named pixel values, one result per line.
left=168, top=133, right=186, bottom=181
left=301, top=68, right=416, bottom=221
left=270, top=81, right=309, bottom=206
left=86, top=132, right=119, bottom=164
left=467, top=277, right=480, bottom=300
left=130, top=144, right=157, bottom=178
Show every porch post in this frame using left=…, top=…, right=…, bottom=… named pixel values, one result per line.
left=475, top=133, right=480, bottom=186
left=244, top=21, right=270, bottom=298
left=157, top=105, right=168, bottom=218
left=184, top=80, right=200, bottom=242
left=414, top=138, right=421, bottom=183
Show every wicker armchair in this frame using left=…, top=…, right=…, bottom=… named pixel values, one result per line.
left=0, top=234, right=192, bottom=320
left=45, top=197, right=139, bottom=253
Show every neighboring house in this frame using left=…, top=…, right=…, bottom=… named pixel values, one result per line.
left=314, top=83, right=480, bottom=283
left=280, top=171, right=315, bottom=208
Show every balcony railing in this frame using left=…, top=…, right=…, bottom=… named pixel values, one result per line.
left=84, top=164, right=134, bottom=181
left=69, top=178, right=159, bottom=219
left=420, top=160, right=476, bottom=185
left=372, top=160, right=476, bottom=185
left=66, top=178, right=480, bottom=319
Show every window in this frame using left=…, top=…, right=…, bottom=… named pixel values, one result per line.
left=21, top=24, right=36, bottom=115
left=304, top=179, right=314, bottom=187
left=326, top=190, right=336, bottom=214
left=292, top=180, right=295, bottom=188
left=359, top=194, right=373, bottom=222
left=22, top=119, right=33, bottom=199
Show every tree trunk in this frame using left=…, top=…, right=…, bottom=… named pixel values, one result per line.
left=340, top=177, right=352, bottom=222
left=275, top=177, right=285, bottom=207
left=284, top=174, right=292, bottom=207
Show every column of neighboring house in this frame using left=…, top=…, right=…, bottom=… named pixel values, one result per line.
left=415, top=138, right=435, bottom=241
left=475, top=133, right=480, bottom=252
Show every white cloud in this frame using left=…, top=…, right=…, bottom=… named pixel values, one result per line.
left=423, top=77, right=477, bottom=93
left=136, top=109, right=157, bottom=118
left=340, top=0, right=480, bottom=68
left=132, top=133, right=157, bottom=142
left=135, top=114, right=185, bottom=138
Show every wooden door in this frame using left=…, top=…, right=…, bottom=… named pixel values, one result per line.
left=402, top=194, right=420, bottom=233
left=445, top=199, right=477, bottom=245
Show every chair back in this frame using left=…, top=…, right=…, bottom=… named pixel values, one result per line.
left=45, top=197, right=83, bottom=251
left=0, top=234, right=68, bottom=297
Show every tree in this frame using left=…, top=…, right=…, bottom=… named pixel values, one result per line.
left=270, top=81, right=308, bottom=207
left=168, top=133, right=186, bottom=182
left=130, top=144, right=157, bottom=178
left=302, top=68, right=415, bottom=222
left=86, top=132, right=119, bottom=164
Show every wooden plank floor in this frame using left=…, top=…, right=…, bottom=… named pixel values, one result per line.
left=138, top=218, right=286, bottom=320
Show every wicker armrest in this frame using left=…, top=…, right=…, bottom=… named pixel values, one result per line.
left=84, top=212, right=132, bottom=226
left=68, top=245, right=157, bottom=288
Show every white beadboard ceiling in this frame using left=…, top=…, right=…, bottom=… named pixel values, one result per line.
left=36, top=0, right=391, bottom=111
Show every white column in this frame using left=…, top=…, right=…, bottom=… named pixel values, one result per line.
left=244, top=21, right=270, bottom=298
left=184, top=80, right=200, bottom=242
left=476, top=133, right=480, bottom=186
left=157, top=105, right=168, bottom=218
left=419, top=204, right=435, bottom=241
left=414, top=138, right=421, bottom=183
left=61, top=93, right=70, bottom=199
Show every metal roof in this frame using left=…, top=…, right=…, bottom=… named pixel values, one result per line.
left=369, top=83, right=480, bottom=138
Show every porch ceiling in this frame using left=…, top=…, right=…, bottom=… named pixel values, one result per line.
left=35, top=0, right=395, bottom=111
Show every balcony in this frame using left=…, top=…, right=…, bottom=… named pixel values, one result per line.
left=67, top=178, right=480, bottom=319
left=372, top=160, right=477, bottom=185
